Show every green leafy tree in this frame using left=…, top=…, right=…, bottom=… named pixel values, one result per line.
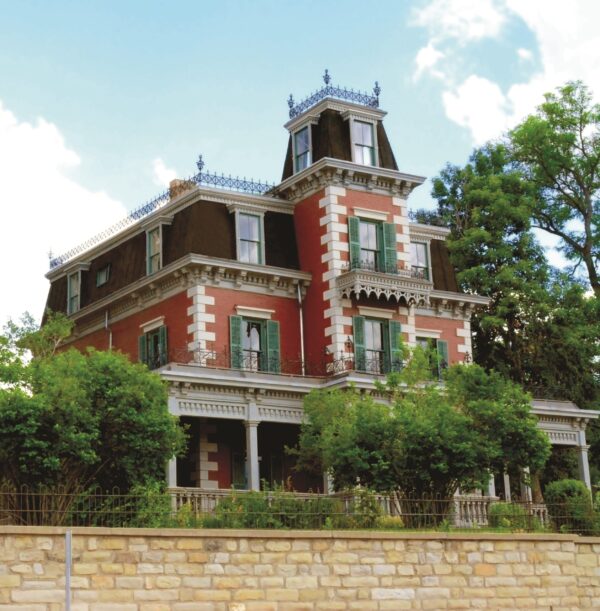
left=294, top=349, right=550, bottom=503
left=422, top=145, right=600, bottom=409
left=0, top=314, right=185, bottom=493
left=509, top=81, right=599, bottom=295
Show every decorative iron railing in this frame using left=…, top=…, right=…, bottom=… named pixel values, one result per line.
left=342, top=259, right=430, bottom=280
left=49, top=157, right=275, bottom=270
left=288, top=70, right=381, bottom=119
left=169, top=345, right=403, bottom=378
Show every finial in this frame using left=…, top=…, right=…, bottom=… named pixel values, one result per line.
left=47, top=248, right=53, bottom=261
left=373, top=81, right=381, bottom=105
left=287, top=94, right=294, bottom=109
left=196, top=155, right=205, bottom=173
left=323, top=69, right=331, bottom=85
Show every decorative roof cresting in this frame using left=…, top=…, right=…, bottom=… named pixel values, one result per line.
left=49, top=157, right=275, bottom=270
left=287, top=70, right=381, bottom=119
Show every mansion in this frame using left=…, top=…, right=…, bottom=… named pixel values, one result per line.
left=44, top=73, right=597, bottom=500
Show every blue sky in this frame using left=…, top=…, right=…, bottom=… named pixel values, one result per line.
left=1, top=0, right=598, bottom=324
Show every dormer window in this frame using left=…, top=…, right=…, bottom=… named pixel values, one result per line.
left=352, top=120, right=376, bottom=166
left=67, top=271, right=81, bottom=315
left=410, top=242, right=430, bottom=280
left=237, top=212, right=264, bottom=265
left=146, top=227, right=162, bottom=275
left=294, top=126, right=311, bottom=172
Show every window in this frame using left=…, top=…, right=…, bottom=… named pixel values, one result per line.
left=353, top=316, right=403, bottom=374
left=238, top=213, right=263, bottom=264
left=352, top=120, right=375, bottom=166
left=147, top=227, right=161, bottom=275
left=138, top=325, right=168, bottom=370
left=348, top=217, right=397, bottom=273
left=416, top=337, right=449, bottom=379
left=230, top=315, right=280, bottom=373
left=410, top=242, right=429, bottom=280
left=67, top=271, right=81, bottom=314
left=294, top=126, right=311, bottom=172
left=96, top=264, right=110, bottom=287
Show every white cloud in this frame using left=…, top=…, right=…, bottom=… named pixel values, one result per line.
left=517, top=48, right=533, bottom=61
left=442, top=75, right=510, bottom=144
left=413, top=0, right=507, bottom=44
left=414, top=43, right=445, bottom=81
left=0, top=100, right=127, bottom=327
left=152, top=157, right=177, bottom=187
left=414, top=0, right=600, bottom=143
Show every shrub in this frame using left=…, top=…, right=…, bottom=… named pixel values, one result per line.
left=488, top=502, right=529, bottom=530
left=376, top=515, right=404, bottom=530
left=544, top=479, right=597, bottom=534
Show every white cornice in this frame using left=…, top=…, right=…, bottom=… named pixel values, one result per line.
left=47, top=187, right=292, bottom=280
left=64, top=253, right=311, bottom=326
left=409, top=223, right=451, bottom=241
left=273, top=157, right=426, bottom=203
left=284, top=98, right=386, bottom=132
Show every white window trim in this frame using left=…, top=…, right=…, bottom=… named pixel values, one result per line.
left=410, top=240, right=433, bottom=281
left=292, top=121, right=315, bottom=174
left=343, top=111, right=379, bottom=167
left=140, top=316, right=166, bottom=333
left=143, top=215, right=173, bottom=276
left=415, top=328, right=441, bottom=339
left=232, top=209, right=266, bottom=265
left=357, top=306, right=394, bottom=320
left=235, top=306, right=275, bottom=320
left=353, top=207, right=389, bottom=222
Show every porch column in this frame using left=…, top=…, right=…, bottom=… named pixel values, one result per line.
left=520, top=467, right=532, bottom=503
left=166, top=458, right=177, bottom=488
left=503, top=472, right=511, bottom=502
left=578, top=445, right=592, bottom=490
left=487, top=473, right=496, bottom=497
left=245, top=421, right=260, bottom=491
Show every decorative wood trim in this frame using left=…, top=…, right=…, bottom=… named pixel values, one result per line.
left=235, top=306, right=275, bottom=320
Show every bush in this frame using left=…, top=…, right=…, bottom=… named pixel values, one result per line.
left=488, top=502, right=529, bottom=530
left=544, top=479, right=597, bottom=534
left=376, top=515, right=405, bottom=530
left=331, top=487, right=383, bottom=529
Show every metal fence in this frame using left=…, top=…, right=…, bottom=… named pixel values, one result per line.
left=1, top=485, right=595, bottom=534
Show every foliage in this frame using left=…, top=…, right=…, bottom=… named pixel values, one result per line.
left=0, top=314, right=185, bottom=494
left=544, top=479, right=598, bottom=535
left=426, top=144, right=600, bottom=408
left=294, top=352, right=550, bottom=503
left=509, top=81, right=600, bottom=295
left=488, top=502, right=529, bottom=530
left=375, top=515, right=404, bottom=530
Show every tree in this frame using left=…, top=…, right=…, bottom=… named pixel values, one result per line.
left=509, top=81, right=600, bottom=295
left=422, top=144, right=600, bottom=409
left=293, top=348, right=550, bottom=504
left=0, top=313, right=185, bottom=493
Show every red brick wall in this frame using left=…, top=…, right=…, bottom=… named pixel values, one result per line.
left=414, top=315, right=465, bottom=366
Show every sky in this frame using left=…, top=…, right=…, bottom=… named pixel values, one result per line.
left=1, top=0, right=599, bottom=326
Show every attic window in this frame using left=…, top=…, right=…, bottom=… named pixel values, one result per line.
left=67, top=271, right=81, bottom=315
left=96, top=264, right=110, bottom=287
left=352, top=120, right=376, bottom=166
left=294, top=126, right=311, bottom=172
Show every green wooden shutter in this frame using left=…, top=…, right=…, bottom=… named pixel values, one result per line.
left=158, top=326, right=168, bottom=366
left=138, top=335, right=147, bottom=365
left=389, top=321, right=403, bottom=372
left=230, top=316, right=243, bottom=369
left=348, top=217, right=361, bottom=270
left=436, top=339, right=449, bottom=379
left=353, top=316, right=366, bottom=371
left=266, top=320, right=281, bottom=373
left=382, top=222, right=397, bottom=273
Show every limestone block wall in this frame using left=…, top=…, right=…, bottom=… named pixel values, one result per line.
left=0, top=527, right=599, bottom=610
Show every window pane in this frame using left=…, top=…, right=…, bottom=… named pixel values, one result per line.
left=411, top=243, right=427, bottom=267
left=354, top=121, right=373, bottom=146
left=296, top=151, right=309, bottom=171
left=365, top=320, right=383, bottom=350
left=246, top=241, right=259, bottom=263
left=295, top=127, right=309, bottom=155
left=149, top=228, right=160, bottom=255
left=240, top=214, right=259, bottom=241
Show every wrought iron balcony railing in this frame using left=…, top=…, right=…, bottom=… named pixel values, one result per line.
left=343, top=259, right=430, bottom=280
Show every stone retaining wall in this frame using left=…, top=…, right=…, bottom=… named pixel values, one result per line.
left=0, top=527, right=599, bottom=610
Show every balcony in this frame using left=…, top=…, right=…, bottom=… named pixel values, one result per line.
left=337, top=261, right=433, bottom=305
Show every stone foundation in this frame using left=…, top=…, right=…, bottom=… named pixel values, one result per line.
left=0, top=527, right=599, bottom=610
